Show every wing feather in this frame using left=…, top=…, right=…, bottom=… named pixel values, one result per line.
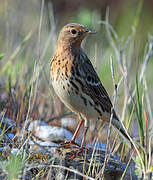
left=77, top=53, right=113, bottom=115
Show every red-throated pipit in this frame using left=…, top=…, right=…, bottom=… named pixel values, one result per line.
left=51, top=23, right=131, bottom=149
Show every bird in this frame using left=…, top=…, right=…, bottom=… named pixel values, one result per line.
left=50, top=23, right=132, bottom=149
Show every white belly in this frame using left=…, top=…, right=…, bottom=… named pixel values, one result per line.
left=52, top=78, right=102, bottom=120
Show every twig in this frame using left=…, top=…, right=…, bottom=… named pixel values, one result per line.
left=110, top=56, right=117, bottom=98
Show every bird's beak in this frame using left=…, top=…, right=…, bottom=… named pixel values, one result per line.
left=87, top=30, right=97, bottom=34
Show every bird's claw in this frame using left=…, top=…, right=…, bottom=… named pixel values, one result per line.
left=69, top=147, right=90, bottom=160
left=60, top=140, right=80, bottom=148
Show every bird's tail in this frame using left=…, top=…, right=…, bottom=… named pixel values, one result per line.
left=111, top=118, right=132, bottom=148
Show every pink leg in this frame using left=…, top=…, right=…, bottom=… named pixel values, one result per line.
left=60, top=118, right=84, bottom=147
left=70, top=125, right=89, bottom=160
left=81, top=126, right=89, bottom=148
left=72, top=119, right=84, bottom=142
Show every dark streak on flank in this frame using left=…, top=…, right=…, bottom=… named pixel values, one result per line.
left=80, top=95, right=87, bottom=106
left=94, top=107, right=102, bottom=116
left=94, top=101, right=99, bottom=106
left=89, top=101, right=93, bottom=107
left=70, top=76, right=74, bottom=80
left=75, top=77, right=84, bottom=87
left=100, top=104, right=105, bottom=112
left=75, top=90, right=79, bottom=95
left=75, top=66, right=80, bottom=76
left=70, top=80, right=79, bottom=91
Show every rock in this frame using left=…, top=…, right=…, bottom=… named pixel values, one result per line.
left=28, top=120, right=47, bottom=131
left=28, top=140, right=59, bottom=154
left=28, top=120, right=73, bottom=142
left=61, top=117, right=77, bottom=130
left=53, top=146, right=138, bottom=180
left=28, top=120, right=74, bottom=153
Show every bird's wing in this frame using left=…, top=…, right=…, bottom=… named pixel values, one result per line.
left=77, top=53, right=116, bottom=117
left=75, top=52, right=132, bottom=147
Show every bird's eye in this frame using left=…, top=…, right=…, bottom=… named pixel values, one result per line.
left=71, top=29, right=77, bottom=34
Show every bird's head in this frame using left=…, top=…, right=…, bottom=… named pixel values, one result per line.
left=57, top=23, right=96, bottom=48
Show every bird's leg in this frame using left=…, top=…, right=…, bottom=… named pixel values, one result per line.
left=60, top=118, right=84, bottom=148
left=70, top=120, right=90, bottom=159
left=80, top=119, right=89, bottom=148
left=80, top=126, right=88, bottom=148
left=72, top=118, right=84, bottom=142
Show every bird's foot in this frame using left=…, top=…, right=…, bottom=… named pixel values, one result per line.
left=60, top=140, right=80, bottom=148
left=69, top=147, right=90, bottom=160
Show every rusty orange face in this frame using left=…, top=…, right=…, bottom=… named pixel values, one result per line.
left=57, top=23, right=96, bottom=47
